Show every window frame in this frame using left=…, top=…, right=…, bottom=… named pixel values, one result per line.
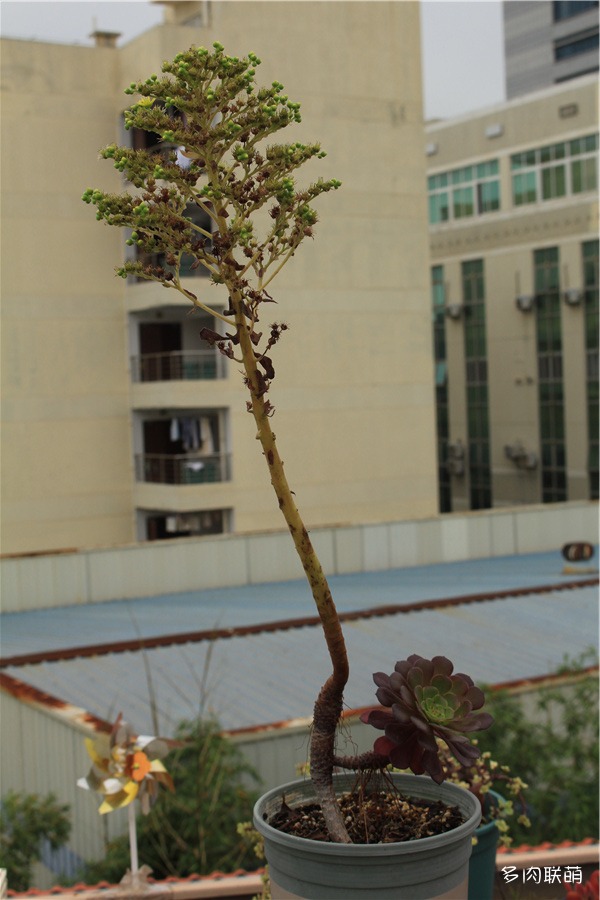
left=428, top=160, right=500, bottom=225
left=510, top=133, right=598, bottom=206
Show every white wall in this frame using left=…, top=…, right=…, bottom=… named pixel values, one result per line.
left=1, top=502, right=597, bottom=613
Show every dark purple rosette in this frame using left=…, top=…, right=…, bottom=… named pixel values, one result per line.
left=360, top=654, right=494, bottom=784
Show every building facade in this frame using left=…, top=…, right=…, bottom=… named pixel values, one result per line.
left=426, top=76, right=599, bottom=512
left=1, top=1, right=437, bottom=554
left=504, top=0, right=599, bottom=99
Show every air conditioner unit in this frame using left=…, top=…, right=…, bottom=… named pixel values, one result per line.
left=485, top=123, right=504, bottom=139
left=563, top=288, right=583, bottom=306
left=515, top=295, right=535, bottom=313
left=446, top=440, right=465, bottom=476
left=504, top=443, right=538, bottom=470
left=445, top=304, right=463, bottom=320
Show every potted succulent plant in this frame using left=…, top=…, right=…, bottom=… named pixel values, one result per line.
left=84, top=44, right=494, bottom=898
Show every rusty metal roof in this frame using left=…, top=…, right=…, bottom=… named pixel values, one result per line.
left=2, top=574, right=597, bottom=737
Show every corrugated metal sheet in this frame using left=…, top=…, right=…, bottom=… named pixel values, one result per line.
left=4, top=585, right=598, bottom=737
left=1, top=549, right=596, bottom=658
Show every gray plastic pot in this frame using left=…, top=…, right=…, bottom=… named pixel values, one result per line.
left=253, top=773, right=481, bottom=899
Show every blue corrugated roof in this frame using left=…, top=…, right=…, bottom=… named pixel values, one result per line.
left=3, top=573, right=597, bottom=737
left=1, top=549, right=596, bottom=658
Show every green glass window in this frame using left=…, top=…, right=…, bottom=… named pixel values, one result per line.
left=452, top=166, right=474, bottom=185
left=534, top=247, right=567, bottom=503
left=429, top=192, right=450, bottom=224
left=513, top=172, right=537, bottom=205
left=428, top=172, right=449, bottom=190
left=431, top=265, right=452, bottom=512
left=540, top=143, right=566, bottom=163
left=572, top=157, right=597, bottom=193
left=511, top=133, right=597, bottom=207
left=541, top=164, right=566, bottom=200
left=583, top=240, right=599, bottom=499
left=569, top=134, right=598, bottom=156
left=478, top=180, right=500, bottom=213
left=427, top=160, right=500, bottom=224
left=476, top=160, right=499, bottom=178
left=453, top=186, right=474, bottom=219
left=462, top=259, right=491, bottom=509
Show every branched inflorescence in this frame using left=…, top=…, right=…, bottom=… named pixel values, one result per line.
left=82, top=43, right=340, bottom=408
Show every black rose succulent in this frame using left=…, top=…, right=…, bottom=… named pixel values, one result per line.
left=360, top=654, right=494, bottom=784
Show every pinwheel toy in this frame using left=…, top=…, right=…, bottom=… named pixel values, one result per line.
left=78, top=714, right=176, bottom=877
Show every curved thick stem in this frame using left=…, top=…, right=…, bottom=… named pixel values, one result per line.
left=230, top=285, right=351, bottom=842
left=333, top=751, right=390, bottom=772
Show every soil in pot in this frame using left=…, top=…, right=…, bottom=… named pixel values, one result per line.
left=266, top=785, right=464, bottom=843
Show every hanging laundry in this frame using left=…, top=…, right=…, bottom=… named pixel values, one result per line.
left=180, top=417, right=200, bottom=451
left=199, top=416, right=216, bottom=454
left=170, top=418, right=180, bottom=442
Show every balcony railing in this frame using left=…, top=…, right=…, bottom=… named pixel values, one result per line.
left=135, top=452, right=231, bottom=485
left=131, top=351, right=226, bottom=383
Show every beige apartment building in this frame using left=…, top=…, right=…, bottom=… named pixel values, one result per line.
left=1, top=1, right=436, bottom=555
left=426, top=75, right=599, bottom=513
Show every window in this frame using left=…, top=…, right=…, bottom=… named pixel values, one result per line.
left=511, top=133, right=598, bottom=205
left=478, top=180, right=500, bottom=213
left=431, top=266, right=451, bottom=512
left=583, top=240, right=599, bottom=499
left=429, top=192, right=450, bottom=224
left=136, top=411, right=230, bottom=485
left=513, top=172, right=537, bottom=206
left=462, top=260, right=492, bottom=510
left=535, top=248, right=567, bottom=503
left=572, top=157, right=598, bottom=192
left=554, top=28, right=599, bottom=60
left=453, top=186, right=474, bottom=219
left=553, top=0, right=598, bottom=21
left=143, top=509, right=229, bottom=541
left=428, top=160, right=499, bottom=224
left=131, top=311, right=226, bottom=383
left=542, top=164, right=567, bottom=199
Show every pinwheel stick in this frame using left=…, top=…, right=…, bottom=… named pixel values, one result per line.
left=128, top=803, right=139, bottom=874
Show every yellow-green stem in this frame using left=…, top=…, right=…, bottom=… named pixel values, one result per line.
left=230, top=285, right=351, bottom=842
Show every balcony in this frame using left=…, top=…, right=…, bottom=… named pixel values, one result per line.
left=131, top=350, right=226, bottom=383
left=135, top=452, right=232, bottom=485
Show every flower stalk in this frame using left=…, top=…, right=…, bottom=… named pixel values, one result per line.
left=84, top=43, right=492, bottom=846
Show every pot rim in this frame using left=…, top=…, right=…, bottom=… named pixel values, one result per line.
left=253, top=772, right=482, bottom=856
